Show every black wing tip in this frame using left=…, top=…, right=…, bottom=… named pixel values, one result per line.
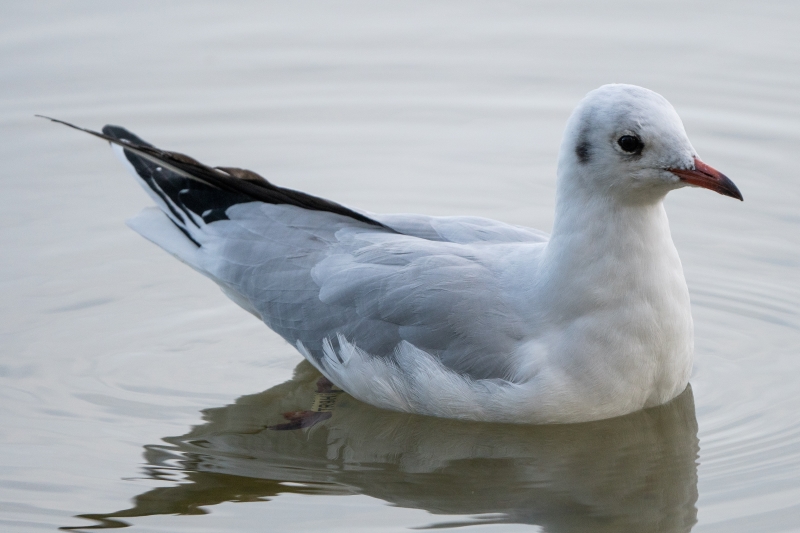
left=35, top=116, right=154, bottom=150
left=35, top=115, right=87, bottom=131
left=40, top=115, right=396, bottom=232
left=102, top=125, right=154, bottom=148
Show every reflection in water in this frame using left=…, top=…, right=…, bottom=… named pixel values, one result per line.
left=72, top=362, right=699, bottom=531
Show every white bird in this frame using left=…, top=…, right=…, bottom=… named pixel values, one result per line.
left=45, top=84, right=742, bottom=424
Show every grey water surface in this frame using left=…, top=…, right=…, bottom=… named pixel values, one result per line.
left=1, top=1, right=799, bottom=532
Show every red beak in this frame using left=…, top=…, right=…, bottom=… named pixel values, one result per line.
left=669, top=158, right=743, bottom=201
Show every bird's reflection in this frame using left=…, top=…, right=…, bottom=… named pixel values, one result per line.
left=70, top=361, right=698, bottom=531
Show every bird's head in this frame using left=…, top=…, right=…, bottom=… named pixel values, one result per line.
left=558, top=84, right=742, bottom=204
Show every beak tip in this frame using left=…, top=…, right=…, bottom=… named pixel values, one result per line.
left=722, top=177, right=743, bottom=202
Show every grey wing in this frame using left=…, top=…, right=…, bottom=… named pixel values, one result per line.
left=91, top=122, right=543, bottom=381
left=196, top=206, right=538, bottom=380
left=194, top=203, right=407, bottom=360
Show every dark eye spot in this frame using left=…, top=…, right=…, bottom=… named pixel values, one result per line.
left=575, top=140, right=591, bottom=163
left=618, top=135, right=643, bottom=154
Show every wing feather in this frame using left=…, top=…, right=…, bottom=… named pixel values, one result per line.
left=48, top=118, right=548, bottom=382
left=200, top=208, right=539, bottom=379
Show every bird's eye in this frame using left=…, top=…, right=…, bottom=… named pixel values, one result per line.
left=617, top=135, right=643, bottom=153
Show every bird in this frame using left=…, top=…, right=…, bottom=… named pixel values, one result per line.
left=44, top=84, right=742, bottom=424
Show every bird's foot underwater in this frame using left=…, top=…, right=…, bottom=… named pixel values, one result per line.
left=268, top=377, right=343, bottom=431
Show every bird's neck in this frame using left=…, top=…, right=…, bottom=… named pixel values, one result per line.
left=539, top=179, right=687, bottom=320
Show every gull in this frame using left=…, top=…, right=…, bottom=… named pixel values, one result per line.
left=44, top=84, right=742, bottom=424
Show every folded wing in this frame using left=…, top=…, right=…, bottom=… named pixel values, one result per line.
left=54, top=119, right=548, bottom=384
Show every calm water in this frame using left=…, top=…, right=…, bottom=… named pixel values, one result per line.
left=2, top=1, right=799, bottom=531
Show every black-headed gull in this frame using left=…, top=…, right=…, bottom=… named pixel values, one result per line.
left=46, top=84, right=742, bottom=424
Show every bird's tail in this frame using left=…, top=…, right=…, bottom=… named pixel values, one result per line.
left=38, top=116, right=389, bottom=240
left=39, top=115, right=394, bottom=262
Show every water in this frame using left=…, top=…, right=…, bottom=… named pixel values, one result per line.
left=1, top=1, right=799, bottom=531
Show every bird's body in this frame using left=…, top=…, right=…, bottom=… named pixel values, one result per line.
left=51, top=84, right=741, bottom=423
